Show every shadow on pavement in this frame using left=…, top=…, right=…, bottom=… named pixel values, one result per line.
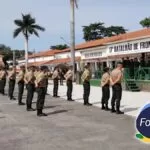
left=0, top=116, right=6, bottom=119
left=74, top=98, right=83, bottom=101
left=44, top=105, right=60, bottom=109
left=124, top=107, right=139, bottom=113
left=47, top=109, right=70, bottom=116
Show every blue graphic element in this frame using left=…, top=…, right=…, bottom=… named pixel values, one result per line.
left=136, top=104, right=150, bottom=138
left=141, top=103, right=150, bottom=112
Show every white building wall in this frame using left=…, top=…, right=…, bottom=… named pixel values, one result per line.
left=55, top=51, right=81, bottom=59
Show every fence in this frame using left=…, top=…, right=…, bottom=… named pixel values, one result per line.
left=92, top=67, right=150, bottom=80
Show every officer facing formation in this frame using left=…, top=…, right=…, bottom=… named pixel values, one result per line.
left=17, top=65, right=25, bottom=105
left=64, top=65, right=74, bottom=101
left=110, top=62, right=124, bottom=114
left=101, top=67, right=110, bottom=110
left=35, top=66, right=48, bottom=116
left=0, top=66, right=7, bottom=95
left=81, top=64, right=92, bottom=106
left=52, top=66, right=60, bottom=97
left=8, top=66, right=16, bottom=100
left=24, top=66, right=36, bottom=111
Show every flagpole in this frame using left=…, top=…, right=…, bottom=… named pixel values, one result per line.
left=70, top=0, right=76, bottom=81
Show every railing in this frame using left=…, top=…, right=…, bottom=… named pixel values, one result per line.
left=92, top=67, right=150, bottom=80
left=92, top=70, right=103, bottom=79
left=124, top=67, right=150, bottom=80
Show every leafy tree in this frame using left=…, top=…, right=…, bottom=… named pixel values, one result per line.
left=50, top=44, right=69, bottom=50
left=105, top=26, right=126, bottom=37
left=140, top=17, right=150, bottom=28
left=83, top=22, right=106, bottom=41
left=0, top=43, right=33, bottom=69
left=82, top=22, right=127, bottom=41
left=13, top=13, right=45, bottom=69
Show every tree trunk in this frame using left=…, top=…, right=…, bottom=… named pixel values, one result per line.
left=25, top=37, right=29, bottom=71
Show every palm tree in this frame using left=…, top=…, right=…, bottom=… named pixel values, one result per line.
left=13, top=14, right=45, bottom=69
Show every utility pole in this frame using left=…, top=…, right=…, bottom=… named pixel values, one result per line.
left=70, top=0, right=76, bottom=80
left=13, top=50, right=16, bottom=68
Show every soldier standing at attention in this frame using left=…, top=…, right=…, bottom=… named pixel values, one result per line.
left=110, top=62, right=124, bottom=114
left=35, top=66, right=47, bottom=117
left=52, top=67, right=60, bottom=97
left=44, top=68, right=49, bottom=95
left=0, top=66, right=3, bottom=95
left=34, top=67, right=40, bottom=79
left=64, top=66, right=74, bottom=101
left=81, top=65, right=92, bottom=106
left=24, top=66, right=36, bottom=111
left=101, top=67, right=110, bottom=110
left=8, top=66, right=16, bottom=100
left=17, top=66, right=25, bottom=105
left=0, top=67, right=7, bottom=95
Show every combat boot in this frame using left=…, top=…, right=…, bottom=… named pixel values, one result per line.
left=105, top=105, right=110, bottom=111
left=116, top=106, right=124, bottom=114
left=111, top=106, right=116, bottom=113
left=101, top=103, right=105, bottom=110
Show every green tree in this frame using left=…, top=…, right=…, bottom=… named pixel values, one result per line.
left=13, top=13, right=45, bottom=69
left=83, top=22, right=106, bottom=41
left=50, top=44, right=69, bottom=50
left=140, top=17, right=150, bottom=28
left=82, top=22, right=127, bottom=41
left=105, top=26, right=126, bottom=37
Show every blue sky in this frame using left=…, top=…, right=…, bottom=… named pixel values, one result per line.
left=0, top=0, right=150, bottom=51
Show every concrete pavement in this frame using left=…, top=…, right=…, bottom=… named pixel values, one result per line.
left=0, top=85, right=149, bottom=150
left=47, top=81, right=150, bottom=117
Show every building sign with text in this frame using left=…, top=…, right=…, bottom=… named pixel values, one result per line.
left=108, top=39, right=150, bottom=55
left=82, top=50, right=105, bottom=60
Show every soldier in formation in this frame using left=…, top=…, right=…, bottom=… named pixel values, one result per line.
left=0, top=66, right=7, bottom=95
left=110, top=62, right=124, bottom=114
left=81, top=64, right=92, bottom=106
left=35, top=66, right=48, bottom=116
left=8, top=66, right=16, bottom=100
left=52, top=66, right=60, bottom=97
left=64, top=65, right=74, bottom=101
left=17, top=65, right=25, bottom=105
left=24, top=66, right=36, bottom=111
left=101, top=67, right=110, bottom=110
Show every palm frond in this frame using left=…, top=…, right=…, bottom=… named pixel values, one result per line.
left=13, top=28, right=22, bottom=38
left=32, top=29, right=39, bottom=37
left=13, top=13, right=45, bottom=39
left=31, top=24, right=45, bottom=31
left=14, top=20, right=24, bottom=27
left=22, top=13, right=35, bottom=25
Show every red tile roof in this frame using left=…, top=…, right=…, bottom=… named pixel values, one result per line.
left=28, top=61, right=48, bottom=66
left=28, top=49, right=61, bottom=58
left=44, top=57, right=81, bottom=65
left=56, top=28, right=150, bottom=54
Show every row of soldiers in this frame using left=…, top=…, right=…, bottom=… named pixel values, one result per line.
left=81, top=62, right=124, bottom=114
left=0, top=65, right=74, bottom=117
left=0, top=62, right=124, bottom=116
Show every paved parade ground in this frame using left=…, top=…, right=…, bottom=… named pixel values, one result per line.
left=47, top=81, right=150, bottom=117
left=0, top=83, right=150, bottom=150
